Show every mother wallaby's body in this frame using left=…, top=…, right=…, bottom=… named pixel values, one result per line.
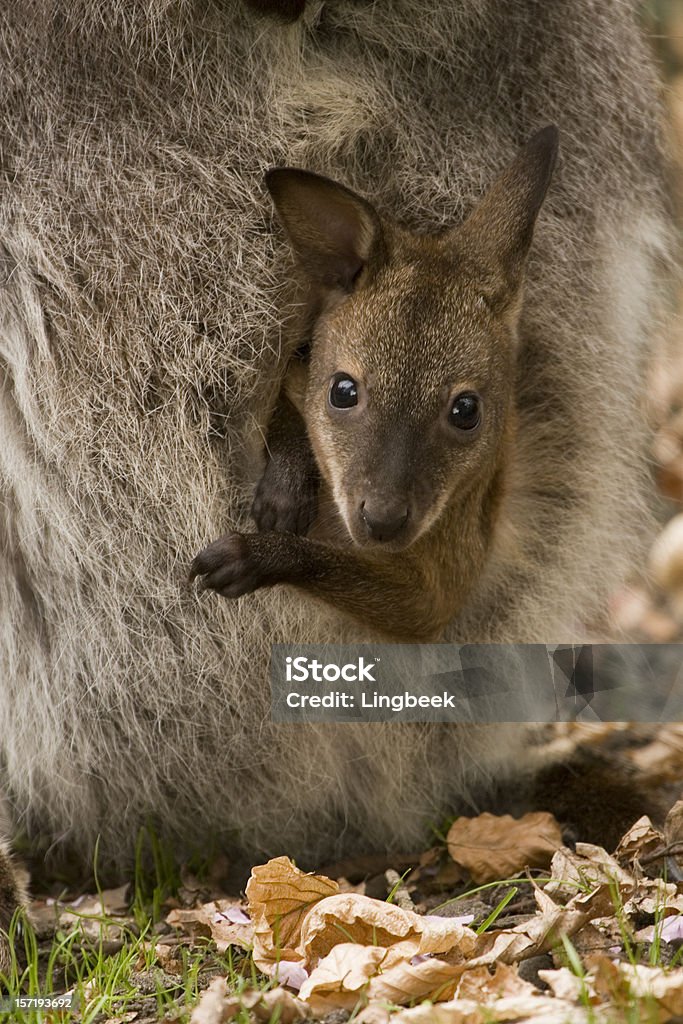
left=0, top=0, right=672, bottom=871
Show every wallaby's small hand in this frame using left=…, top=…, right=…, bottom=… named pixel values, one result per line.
left=191, top=529, right=449, bottom=639
left=251, top=453, right=318, bottom=535
left=190, top=533, right=265, bottom=598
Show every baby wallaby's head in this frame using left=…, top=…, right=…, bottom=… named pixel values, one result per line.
left=266, top=127, right=558, bottom=551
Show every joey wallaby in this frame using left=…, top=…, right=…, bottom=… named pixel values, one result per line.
left=191, top=129, right=559, bottom=641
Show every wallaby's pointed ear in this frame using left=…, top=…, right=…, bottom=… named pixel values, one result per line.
left=458, top=126, right=559, bottom=293
left=265, top=168, right=384, bottom=291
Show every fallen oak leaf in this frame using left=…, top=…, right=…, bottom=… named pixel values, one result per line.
left=302, top=919, right=582, bottom=1010
left=614, top=816, right=665, bottom=873
left=367, top=939, right=474, bottom=1004
left=546, top=843, right=634, bottom=901
left=665, top=799, right=683, bottom=848
left=623, top=877, right=683, bottom=918
left=191, top=980, right=306, bottom=1024
left=447, top=812, right=563, bottom=884
left=246, top=856, right=339, bottom=969
left=57, top=885, right=133, bottom=947
left=298, top=893, right=477, bottom=964
left=166, top=900, right=254, bottom=952
left=386, top=992, right=601, bottom=1024
left=591, top=957, right=683, bottom=1021
left=301, top=939, right=472, bottom=1010
left=354, top=1001, right=395, bottom=1024
left=166, top=906, right=210, bottom=942
left=465, top=882, right=614, bottom=969
left=376, top=999, right=491, bottom=1024
left=190, top=977, right=238, bottom=1024
left=299, top=943, right=387, bottom=1013
left=250, top=986, right=308, bottom=1023
left=538, top=966, right=597, bottom=1004
left=455, top=962, right=541, bottom=1002
left=299, top=907, right=480, bottom=1011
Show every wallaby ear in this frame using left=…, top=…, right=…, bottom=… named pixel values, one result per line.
left=265, top=168, right=384, bottom=291
left=458, top=125, right=559, bottom=294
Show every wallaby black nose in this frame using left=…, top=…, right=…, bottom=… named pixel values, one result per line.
left=359, top=500, right=409, bottom=542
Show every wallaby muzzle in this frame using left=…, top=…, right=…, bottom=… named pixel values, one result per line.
left=359, top=497, right=410, bottom=543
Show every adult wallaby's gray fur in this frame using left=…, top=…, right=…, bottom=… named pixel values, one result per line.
left=0, top=0, right=673, bottom=875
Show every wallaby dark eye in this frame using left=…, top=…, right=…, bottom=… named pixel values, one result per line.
left=329, top=375, right=359, bottom=410
left=449, top=391, right=481, bottom=431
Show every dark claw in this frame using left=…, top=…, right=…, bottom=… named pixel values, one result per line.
left=190, top=533, right=261, bottom=599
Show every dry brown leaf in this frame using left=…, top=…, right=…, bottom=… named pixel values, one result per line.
left=299, top=943, right=386, bottom=1012
left=57, top=885, right=133, bottom=946
left=367, top=939, right=469, bottom=1004
left=408, top=848, right=466, bottom=893
left=665, top=799, right=683, bottom=846
left=447, top=812, right=562, bottom=884
left=388, top=1001, right=488, bottom=1024
left=538, top=966, right=595, bottom=1003
left=563, top=922, right=620, bottom=960
left=467, top=882, right=613, bottom=969
left=246, top=856, right=339, bottom=969
left=664, top=798, right=683, bottom=878
left=614, top=816, right=665, bottom=870
left=190, top=977, right=239, bottom=1024
left=298, top=913, right=477, bottom=1008
left=298, top=893, right=476, bottom=964
left=302, top=937, right=480, bottom=1009
left=250, top=987, right=307, bottom=1023
left=547, top=843, right=634, bottom=900
left=623, top=877, right=683, bottom=918
left=310, top=885, right=615, bottom=1009
left=167, top=900, right=254, bottom=952
left=455, top=962, right=539, bottom=1002
left=191, top=979, right=306, bottom=1024
left=389, top=993, right=599, bottom=1024
left=152, top=942, right=184, bottom=974
left=355, top=1001, right=394, bottom=1024
left=592, top=956, right=683, bottom=1021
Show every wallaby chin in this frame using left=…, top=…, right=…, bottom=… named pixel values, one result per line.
left=0, top=0, right=673, bottom=882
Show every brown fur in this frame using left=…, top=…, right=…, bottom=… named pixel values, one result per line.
left=0, top=841, right=26, bottom=980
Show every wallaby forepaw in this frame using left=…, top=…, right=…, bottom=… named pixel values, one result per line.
left=190, top=534, right=262, bottom=599
left=251, top=458, right=318, bottom=536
